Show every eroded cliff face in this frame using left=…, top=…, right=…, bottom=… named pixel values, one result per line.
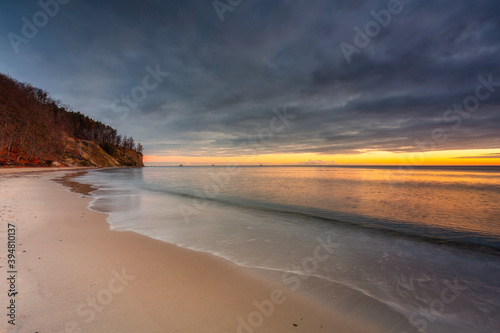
left=1, top=72, right=144, bottom=168
left=56, top=138, right=144, bottom=167
left=107, top=144, right=144, bottom=167
left=1, top=137, right=144, bottom=168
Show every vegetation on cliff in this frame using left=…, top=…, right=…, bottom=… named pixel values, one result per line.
left=0, top=73, right=143, bottom=167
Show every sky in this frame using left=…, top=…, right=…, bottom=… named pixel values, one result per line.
left=1, top=0, right=499, bottom=165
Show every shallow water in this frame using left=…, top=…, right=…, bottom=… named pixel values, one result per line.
left=72, top=166, right=500, bottom=332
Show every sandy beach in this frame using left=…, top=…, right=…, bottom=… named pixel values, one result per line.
left=0, top=169, right=379, bottom=333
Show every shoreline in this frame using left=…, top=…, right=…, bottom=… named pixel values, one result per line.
left=0, top=166, right=102, bottom=176
left=0, top=169, right=378, bottom=332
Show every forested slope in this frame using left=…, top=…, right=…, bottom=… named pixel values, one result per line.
left=0, top=73, right=143, bottom=167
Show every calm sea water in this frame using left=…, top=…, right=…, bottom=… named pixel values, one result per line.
left=71, top=166, right=500, bottom=333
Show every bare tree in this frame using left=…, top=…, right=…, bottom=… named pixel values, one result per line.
left=136, top=143, right=144, bottom=155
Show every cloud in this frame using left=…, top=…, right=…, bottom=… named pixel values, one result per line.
left=303, top=159, right=336, bottom=165
left=1, top=0, right=499, bottom=157
left=455, top=153, right=500, bottom=159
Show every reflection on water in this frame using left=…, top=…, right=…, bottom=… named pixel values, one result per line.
left=72, top=166, right=500, bottom=333
left=140, top=166, right=500, bottom=244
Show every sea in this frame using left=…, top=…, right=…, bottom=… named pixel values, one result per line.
left=70, top=165, right=500, bottom=333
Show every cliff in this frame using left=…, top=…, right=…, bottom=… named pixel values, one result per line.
left=0, top=73, right=144, bottom=167
left=61, top=138, right=144, bottom=167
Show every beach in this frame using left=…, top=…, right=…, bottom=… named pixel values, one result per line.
left=0, top=169, right=377, bottom=333
left=2, top=0, right=499, bottom=331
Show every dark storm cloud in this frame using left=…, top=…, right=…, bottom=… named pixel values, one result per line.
left=1, top=0, right=499, bottom=157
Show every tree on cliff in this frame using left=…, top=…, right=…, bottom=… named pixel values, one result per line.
left=0, top=72, right=143, bottom=166
left=136, top=143, right=144, bottom=155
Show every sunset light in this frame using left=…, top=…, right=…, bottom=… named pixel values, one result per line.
left=2, top=1, right=499, bottom=332
left=145, top=148, right=500, bottom=166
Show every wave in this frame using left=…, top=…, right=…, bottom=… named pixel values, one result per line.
left=139, top=183, right=500, bottom=255
left=65, top=168, right=500, bottom=333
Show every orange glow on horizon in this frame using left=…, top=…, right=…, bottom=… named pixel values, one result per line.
left=143, top=149, right=500, bottom=166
